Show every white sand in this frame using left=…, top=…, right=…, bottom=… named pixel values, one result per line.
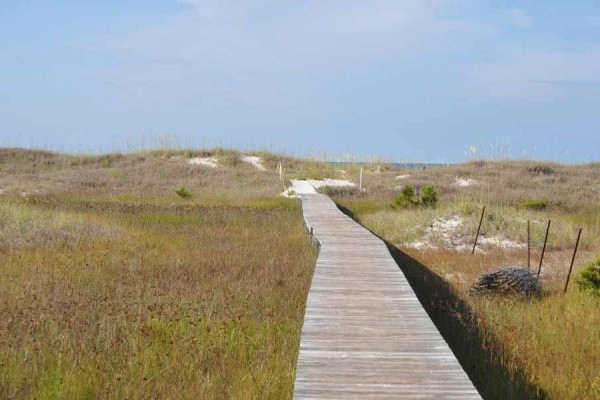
left=307, top=179, right=356, bottom=189
left=477, top=236, right=526, bottom=249
left=454, top=177, right=478, bottom=187
left=395, top=174, right=410, bottom=180
left=405, top=215, right=525, bottom=253
left=241, top=155, right=266, bottom=171
left=188, top=157, right=218, bottom=168
left=281, top=179, right=356, bottom=198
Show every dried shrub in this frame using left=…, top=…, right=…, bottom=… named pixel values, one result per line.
left=528, top=165, right=555, bottom=176
left=317, top=186, right=359, bottom=197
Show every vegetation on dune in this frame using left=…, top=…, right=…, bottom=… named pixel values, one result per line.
left=328, top=159, right=600, bottom=400
left=395, top=185, right=417, bottom=208
left=394, top=185, right=438, bottom=208
left=577, top=257, right=600, bottom=297
left=0, top=197, right=317, bottom=399
left=520, top=199, right=548, bottom=211
left=2, top=148, right=600, bottom=399
left=0, top=149, right=317, bottom=399
left=174, top=186, right=192, bottom=198
left=421, top=185, right=438, bottom=208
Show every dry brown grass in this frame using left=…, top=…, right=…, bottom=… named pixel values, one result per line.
left=342, top=159, right=600, bottom=211
left=4, top=149, right=600, bottom=399
left=333, top=159, right=600, bottom=399
left=0, top=148, right=284, bottom=199
left=408, top=249, right=600, bottom=399
left=0, top=149, right=317, bottom=399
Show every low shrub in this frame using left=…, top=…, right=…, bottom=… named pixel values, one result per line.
left=421, top=185, right=438, bottom=208
left=395, top=185, right=439, bottom=208
left=576, top=257, right=600, bottom=297
left=395, top=185, right=417, bottom=208
left=520, top=199, right=548, bottom=211
left=317, top=186, right=359, bottom=197
left=175, top=187, right=192, bottom=198
left=527, top=165, right=555, bottom=175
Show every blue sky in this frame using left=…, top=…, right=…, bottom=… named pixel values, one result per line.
left=1, top=1, right=599, bottom=162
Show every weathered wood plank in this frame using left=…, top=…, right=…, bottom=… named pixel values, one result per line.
left=293, top=193, right=481, bottom=399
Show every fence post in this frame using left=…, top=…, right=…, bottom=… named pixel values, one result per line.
left=537, top=220, right=551, bottom=278
left=527, top=220, right=531, bottom=270
left=359, top=167, right=363, bottom=191
left=472, top=206, right=486, bottom=255
left=564, top=228, right=582, bottom=294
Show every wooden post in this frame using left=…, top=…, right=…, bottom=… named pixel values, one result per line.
left=537, top=220, right=551, bottom=278
left=564, top=228, right=582, bottom=294
left=527, top=220, right=531, bottom=270
left=278, top=162, right=283, bottom=181
left=359, top=167, right=363, bottom=191
left=472, top=206, right=486, bottom=255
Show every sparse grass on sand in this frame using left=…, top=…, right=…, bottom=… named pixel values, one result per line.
left=332, top=160, right=600, bottom=400
left=0, top=149, right=317, bottom=399
left=3, top=149, right=600, bottom=399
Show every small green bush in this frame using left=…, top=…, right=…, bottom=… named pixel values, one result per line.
left=421, top=185, right=438, bottom=207
left=175, top=187, right=192, bottom=198
left=576, top=257, right=600, bottom=297
left=521, top=199, right=548, bottom=211
left=395, top=185, right=416, bottom=208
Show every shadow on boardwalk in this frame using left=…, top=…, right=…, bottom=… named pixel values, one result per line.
left=337, top=205, right=547, bottom=400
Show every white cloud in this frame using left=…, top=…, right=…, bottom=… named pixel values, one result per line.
left=76, top=1, right=600, bottom=108
left=81, top=1, right=470, bottom=78
left=75, top=0, right=479, bottom=109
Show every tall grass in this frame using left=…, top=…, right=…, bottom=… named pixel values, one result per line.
left=0, top=149, right=318, bottom=399
left=0, top=197, right=316, bottom=399
left=333, top=160, right=600, bottom=399
left=3, top=147, right=600, bottom=399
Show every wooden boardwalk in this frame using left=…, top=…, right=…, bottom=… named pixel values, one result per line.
left=294, top=193, right=481, bottom=399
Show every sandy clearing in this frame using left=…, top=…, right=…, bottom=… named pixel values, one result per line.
left=396, top=174, right=410, bottom=180
left=188, top=157, right=218, bottom=168
left=454, top=177, right=478, bottom=187
left=477, top=236, right=526, bottom=249
left=281, top=179, right=355, bottom=198
left=241, top=155, right=266, bottom=171
left=307, top=179, right=356, bottom=189
left=405, top=215, right=526, bottom=253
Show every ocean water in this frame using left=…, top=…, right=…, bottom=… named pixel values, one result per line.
left=327, top=161, right=449, bottom=170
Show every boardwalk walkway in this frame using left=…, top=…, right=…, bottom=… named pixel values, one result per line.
left=293, top=193, right=481, bottom=399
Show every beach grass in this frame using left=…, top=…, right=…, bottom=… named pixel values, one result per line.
left=331, top=159, right=600, bottom=399
left=0, top=149, right=317, bottom=399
